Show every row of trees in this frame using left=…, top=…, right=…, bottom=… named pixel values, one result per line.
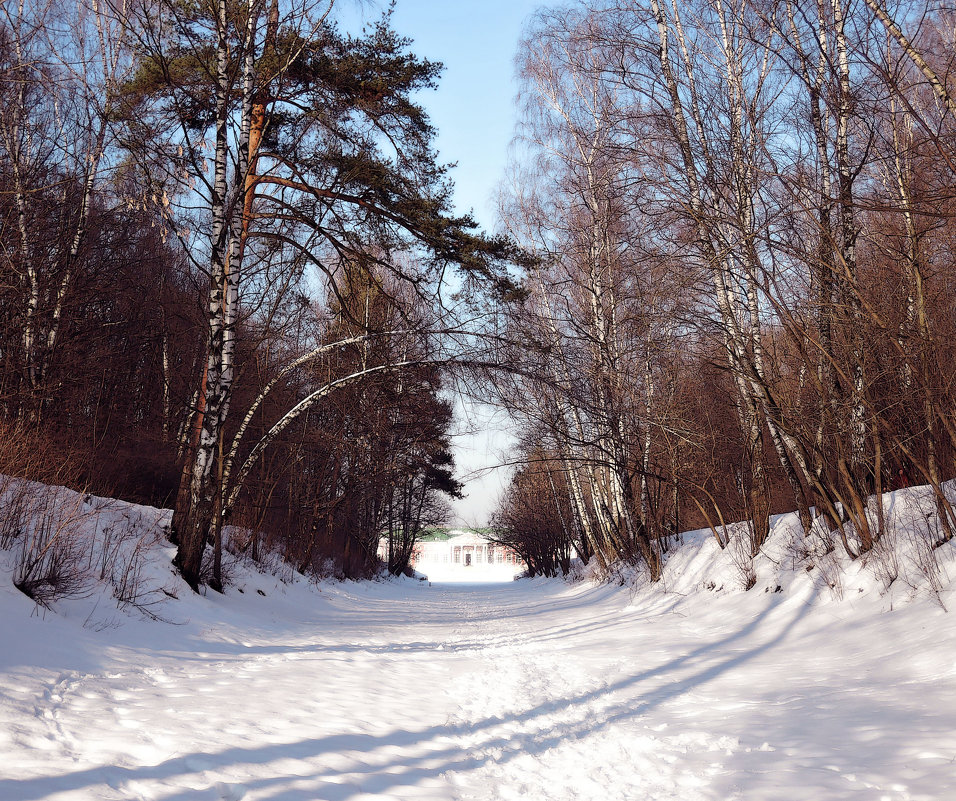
left=0, top=0, right=507, bottom=587
left=491, top=0, right=956, bottom=579
left=11, top=0, right=955, bottom=591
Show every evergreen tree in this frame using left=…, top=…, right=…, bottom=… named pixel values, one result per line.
left=119, top=1, right=515, bottom=589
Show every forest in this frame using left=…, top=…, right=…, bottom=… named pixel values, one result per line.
left=2, top=0, right=956, bottom=593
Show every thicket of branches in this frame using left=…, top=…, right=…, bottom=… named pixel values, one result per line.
left=0, top=0, right=507, bottom=588
left=491, top=0, right=956, bottom=580
left=7, top=0, right=956, bottom=594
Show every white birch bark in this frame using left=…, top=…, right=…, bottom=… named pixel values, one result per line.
left=652, top=0, right=771, bottom=547
left=0, top=0, right=125, bottom=415
left=224, top=358, right=444, bottom=517
left=532, top=276, right=614, bottom=560
left=863, top=0, right=956, bottom=117
left=832, top=0, right=869, bottom=479
left=175, top=0, right=234, bottom=586
left=220, top=332, right=410, bottom=503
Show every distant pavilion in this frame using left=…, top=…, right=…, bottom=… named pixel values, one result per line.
left=378, top=529, right=523, bottom=571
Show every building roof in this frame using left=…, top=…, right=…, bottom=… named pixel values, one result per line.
left=445, top=530, right=497, bottom=546
left=417, top=527, right=496, bottom=543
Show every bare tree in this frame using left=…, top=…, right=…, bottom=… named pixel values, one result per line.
left=0, top=0, right=129, bottom=420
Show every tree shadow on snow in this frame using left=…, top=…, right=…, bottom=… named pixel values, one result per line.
left=0, top=591, right=822, bottom=801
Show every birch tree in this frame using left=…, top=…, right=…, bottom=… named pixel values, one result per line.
left=496, top=7, right=700, bottom=578
left=0, top=0, right=129, bottom=420
left=120, top=2, right=517, bottom=588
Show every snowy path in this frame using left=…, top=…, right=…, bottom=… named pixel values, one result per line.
left=1, top=573, right=955, bottom=800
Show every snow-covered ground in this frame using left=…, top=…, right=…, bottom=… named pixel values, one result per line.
left=1, top=485, right=956, bottom=800
left=415, top=562, right=521, bottom=583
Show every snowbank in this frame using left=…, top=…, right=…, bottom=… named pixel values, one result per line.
left=577, top=483, right=956, bottom=615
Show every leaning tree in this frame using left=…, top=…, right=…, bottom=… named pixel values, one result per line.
left=119, top=0, right=518, bottom=589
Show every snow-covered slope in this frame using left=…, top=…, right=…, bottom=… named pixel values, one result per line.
left=0, top=481, right=954, bottom=800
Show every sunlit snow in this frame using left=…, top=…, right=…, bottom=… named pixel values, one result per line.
left=1, top=485, right=955, bottom=800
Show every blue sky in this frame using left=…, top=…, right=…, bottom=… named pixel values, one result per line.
left=346, top=0, right=542, bottom=525
left=350, top=0, right=542, bottom=230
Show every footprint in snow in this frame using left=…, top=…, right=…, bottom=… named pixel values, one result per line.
left=216, top=781, right=249, bottom=800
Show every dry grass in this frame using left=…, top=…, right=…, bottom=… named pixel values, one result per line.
left=6, top=485, right=94, bottom=607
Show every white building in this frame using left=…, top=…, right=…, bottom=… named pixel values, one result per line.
left=417, top=530, right=522, bottom=568
left=379, top=529, right=523, bottom=580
